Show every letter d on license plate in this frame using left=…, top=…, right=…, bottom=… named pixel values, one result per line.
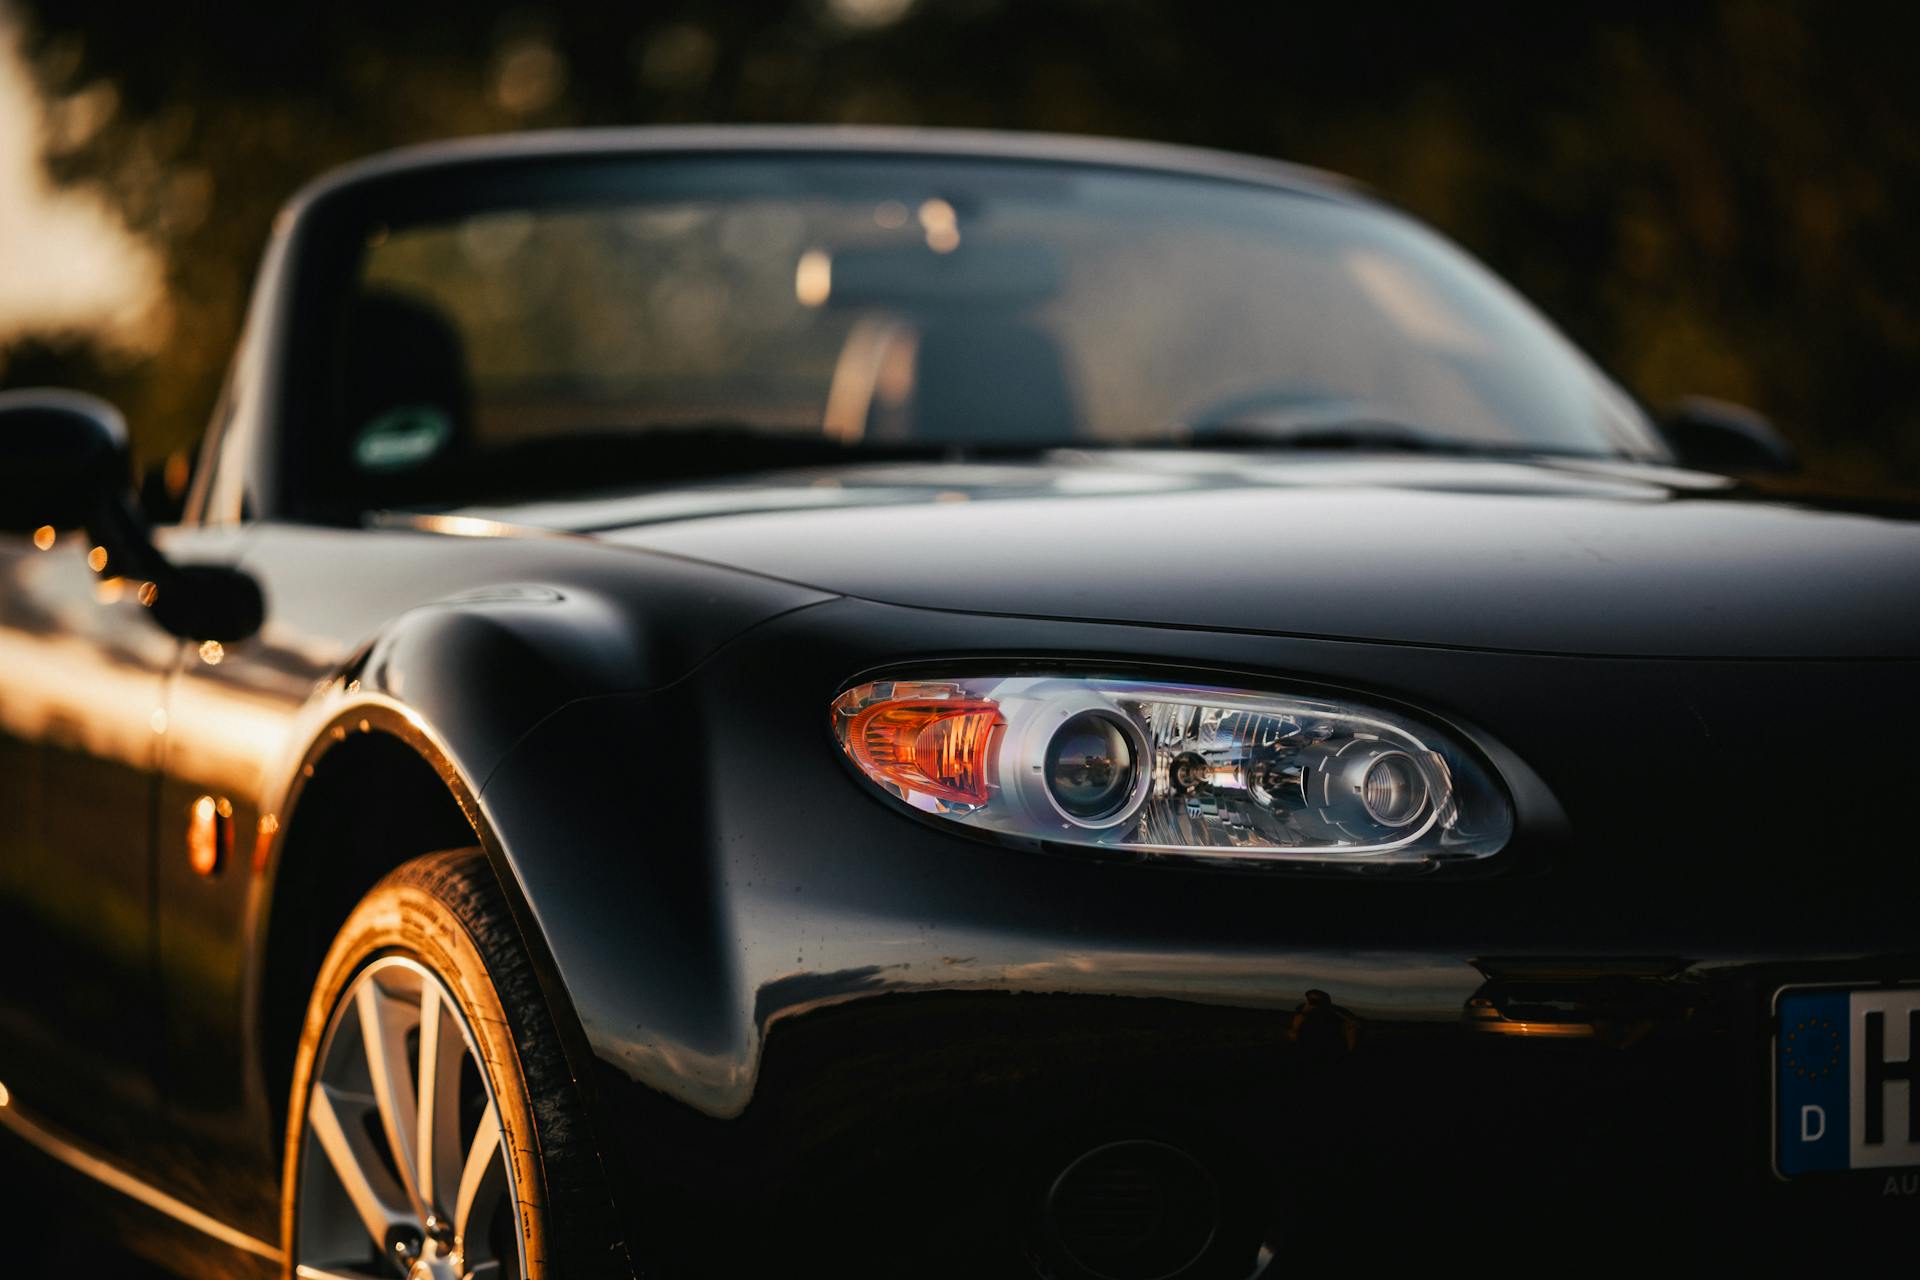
left=1776, top=987, right=1920, bottom=1177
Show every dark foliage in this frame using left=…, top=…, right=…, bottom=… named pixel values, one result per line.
left=7, top=0, right=1917, bottom=485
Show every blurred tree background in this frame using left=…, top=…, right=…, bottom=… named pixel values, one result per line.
left=1, top=0, right=1915, bottom=486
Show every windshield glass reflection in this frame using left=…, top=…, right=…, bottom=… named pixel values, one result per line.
left=306, top=157, right=1660, bottom=512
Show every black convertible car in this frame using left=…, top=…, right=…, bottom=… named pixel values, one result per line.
left=1, top=127, right=1916, bottom=1279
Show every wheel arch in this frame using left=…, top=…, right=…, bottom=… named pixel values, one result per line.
left=249, top=701, right=596, bottom=1164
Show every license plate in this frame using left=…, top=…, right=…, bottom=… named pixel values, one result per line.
left=1776, top=986, right=1920, bottom=1177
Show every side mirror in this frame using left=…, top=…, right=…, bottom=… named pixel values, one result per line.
left=0, top=387, right=131, bottom=533
left=0, top=387, right=262, bottom=643
left=1660, top=396, right=1797, bottom=475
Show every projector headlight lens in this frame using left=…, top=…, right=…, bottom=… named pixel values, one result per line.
left=831, top=674, right=1511, bottom=868
left=1045, top=711, right=1142, bottom=824
left=1360, top=751, right=1426, bottom=827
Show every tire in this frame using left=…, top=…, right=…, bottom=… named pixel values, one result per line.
left=281, top=848, right=627, bottom=1279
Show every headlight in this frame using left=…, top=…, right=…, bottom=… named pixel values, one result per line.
left=831, top=674, right=1511, bottom=868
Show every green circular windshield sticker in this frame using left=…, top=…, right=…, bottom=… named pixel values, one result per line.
left=353, top=404, right=453, bottom=472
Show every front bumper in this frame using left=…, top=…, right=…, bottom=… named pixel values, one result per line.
left=480, top=598, right=1920, bottom=1275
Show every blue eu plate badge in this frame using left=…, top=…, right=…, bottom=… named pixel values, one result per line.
left=1776, top=988, right=1920, bottom=1176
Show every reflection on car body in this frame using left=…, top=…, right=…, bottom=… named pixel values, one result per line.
left=0, top=127, right=1917, bottom=1277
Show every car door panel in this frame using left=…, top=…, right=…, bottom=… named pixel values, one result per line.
left=0, top=534, right=177, bottom=1159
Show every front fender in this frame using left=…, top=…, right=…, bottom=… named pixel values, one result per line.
left=220, top=534, right=831, bottom=1225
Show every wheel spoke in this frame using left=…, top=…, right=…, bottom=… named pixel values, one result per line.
left=298, top=956, right=522, bottom=1279
left=453, top=1099, right=506, bottom=1250
left=415, top=981, right=468, bottom=1220
left=356, top=978, right=427, bottom=1223
left=307, top=1081, right=414, bottom=1249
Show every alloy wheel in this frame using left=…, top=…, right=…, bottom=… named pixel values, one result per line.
left=294, top=955, right=524, bottom=1280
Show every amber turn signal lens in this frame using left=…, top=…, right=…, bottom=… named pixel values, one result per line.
left=841, top=696, right=1003, bottom=805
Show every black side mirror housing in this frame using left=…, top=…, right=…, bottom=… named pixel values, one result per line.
left=0, top=387, right=262, bottom=643
left=0, top=388, right=132, bottom=533
left=1660, top=396, right=1798, bottom=475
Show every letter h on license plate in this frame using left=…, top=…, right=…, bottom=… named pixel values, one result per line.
left=1776, top=987, right=1920, bottom=1177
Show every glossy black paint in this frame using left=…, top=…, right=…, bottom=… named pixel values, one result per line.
left=586, top=453, right=1920, bottom=657
left=0, top=388, right=132, bottom=533
left=1662, top=395, right=1800, bottom=475
left=0, top=129, right=1916, bottom=1276
left=484, top=595, right=1920, bottom=1268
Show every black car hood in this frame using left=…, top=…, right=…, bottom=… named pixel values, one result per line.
left=451, top=451, right=1920, bottom=658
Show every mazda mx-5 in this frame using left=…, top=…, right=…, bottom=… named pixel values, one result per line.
left=2, top=127, right=1917, bottom=1278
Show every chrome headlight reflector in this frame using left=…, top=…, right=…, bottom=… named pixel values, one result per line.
left=832, top=675, right=1511, bottom=867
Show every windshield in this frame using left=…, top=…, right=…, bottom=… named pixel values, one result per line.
left=306, top=153, right=1660, bottom=511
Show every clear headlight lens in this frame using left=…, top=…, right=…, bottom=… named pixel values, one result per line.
left=832, top=675, right=1511, bottom=867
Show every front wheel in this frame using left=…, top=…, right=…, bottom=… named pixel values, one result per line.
left=281, top=849, right=622, bottom=1279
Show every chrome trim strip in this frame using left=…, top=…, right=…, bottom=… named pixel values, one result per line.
left=0, top=1088, right=285, bottom=1263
